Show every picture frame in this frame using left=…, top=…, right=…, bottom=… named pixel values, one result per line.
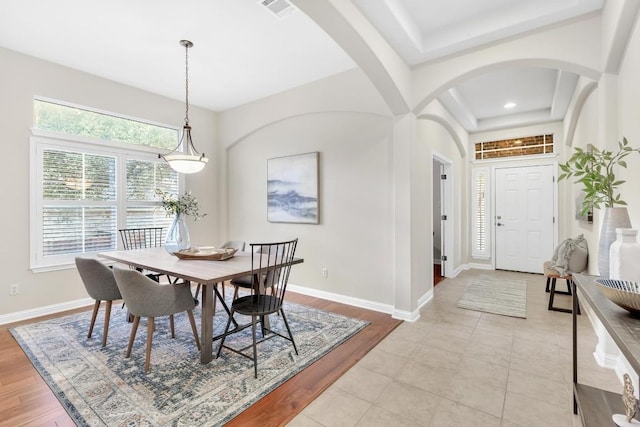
left=267, top=152, right=319, bottom=224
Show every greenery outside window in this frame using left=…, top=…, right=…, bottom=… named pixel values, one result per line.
left=34, top=98, right=177, bottom=149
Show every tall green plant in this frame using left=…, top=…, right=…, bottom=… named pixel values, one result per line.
left=559, top=137, right=640, bottom=216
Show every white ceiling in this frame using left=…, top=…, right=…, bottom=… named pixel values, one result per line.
left=0, top=0, right=604, bottom=133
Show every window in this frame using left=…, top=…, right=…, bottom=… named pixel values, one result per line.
left=31, top=99, right=180, bottom=271
left=471, top=167, right=490, bottom=259
left=475, top=134, right=554, bottom=160
left=34, top=99, right=177, bottom=149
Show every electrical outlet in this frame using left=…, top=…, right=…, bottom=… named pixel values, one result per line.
left=321, top=268, right=328, bottom=278
left=9, top=283, right=19, bottom=296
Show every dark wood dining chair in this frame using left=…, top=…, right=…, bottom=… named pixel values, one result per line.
left=75, top=257, right=122, bottom=347
left=216, top=238, right=298, bottom=378
left=113, top=265, right=201, bottom=372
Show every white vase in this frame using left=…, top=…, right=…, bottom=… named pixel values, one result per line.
left=609, top=228, right=640, bottom=282
left=599, top=207, right=632, bottom=278
left=165, top=213, right=191, bottom=253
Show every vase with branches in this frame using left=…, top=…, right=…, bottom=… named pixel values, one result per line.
left=155, top=189, right=206, bottom=253
left=559, top=137, right=640, bottom=216
left=559, top=137, right=640, bottom=277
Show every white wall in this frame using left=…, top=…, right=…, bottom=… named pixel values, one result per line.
left=5, top=5, right=640, bottom=321
left=219, top=69, right=396, bottom=309
left=618, top=15, right=640, bottom=230
left=565, top=84, right=601, bottom=275
left=563, top=4, right=640, bottom=276
left=418, top=119, right=468, bottom=272
left=0, top=47, right=218, bottom=319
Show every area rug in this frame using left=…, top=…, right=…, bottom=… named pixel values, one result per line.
left=10, top=299, right=368, bottom=426
left=456, top=275, right=527, bottom=318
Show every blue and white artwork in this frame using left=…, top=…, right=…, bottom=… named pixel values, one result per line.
left=267, top=152, right=318, bottom=224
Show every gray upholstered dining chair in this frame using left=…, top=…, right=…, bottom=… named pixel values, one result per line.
left=113, top=265, right=201, bottom=372
left=216, top=238, right=298, bottom=378
left=75, top=257, right=123, bottom=347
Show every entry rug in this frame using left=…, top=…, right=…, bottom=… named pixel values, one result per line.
left=10, top=300, right=368, bottom=426
left=456, top=275, right=527, bottom=318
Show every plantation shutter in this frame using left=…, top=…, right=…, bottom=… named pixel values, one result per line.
left=125, top=159, right=178, bottom=230
left=471, top=167, right=490, bottom=258
left=42, top=149, right=117, bottom=256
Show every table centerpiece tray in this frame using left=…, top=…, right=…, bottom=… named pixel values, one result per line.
left=173, top=247, right=237, bottom=261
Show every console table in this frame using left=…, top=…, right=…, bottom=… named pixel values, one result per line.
left=572, top=274, right=640, bottom=426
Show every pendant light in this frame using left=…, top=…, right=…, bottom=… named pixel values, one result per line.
left=159, top=40, right=208, bottom=174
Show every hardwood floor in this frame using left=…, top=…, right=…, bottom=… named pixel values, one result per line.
left=0, top=292, right=401, bottom=427
left=434, top=263, right=443, bottom=286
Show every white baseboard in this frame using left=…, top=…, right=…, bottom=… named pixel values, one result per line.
left=466, top=263, right=494, bottom=271
left=594, top=350, right=620, bottom=370
left=392, top=307, right=420, bottom=322
left=5, top=284, right=414, bottom=326
left=0, top=297, right=93, bottom=326
left=287, top=283, right=395, bottom=315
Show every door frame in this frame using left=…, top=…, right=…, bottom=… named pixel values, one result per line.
left=490, top=160, right=559, bottom=271
left=433, top=152, right=453, bottom=278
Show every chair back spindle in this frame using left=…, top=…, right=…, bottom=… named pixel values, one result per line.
left=119, top=227, right=164, bottom=250
left=250, top=239, right=297, bottom=312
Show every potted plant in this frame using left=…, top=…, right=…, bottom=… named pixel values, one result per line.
left=559, top=137, right=640, bottom=277
left=155, top=189, right=206, bottom=253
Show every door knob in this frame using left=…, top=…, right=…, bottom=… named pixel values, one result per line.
left=497, top=222, right=504, bottom=226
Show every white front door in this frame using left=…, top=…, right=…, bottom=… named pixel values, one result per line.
left=495, top=165, right=555, bottom=273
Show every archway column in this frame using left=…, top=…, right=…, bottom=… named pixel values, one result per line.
left=392, top=113, right=431, bottom=321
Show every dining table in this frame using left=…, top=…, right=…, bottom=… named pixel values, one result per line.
left=99, top=246, right=303, bottom=364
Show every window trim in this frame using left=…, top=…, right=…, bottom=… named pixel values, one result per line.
left=30, top=131, right=183, bottom=272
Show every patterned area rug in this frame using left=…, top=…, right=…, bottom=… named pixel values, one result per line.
left=10, top=299, right=368, bottom=426
left=456, top=275, right=527, bottom=318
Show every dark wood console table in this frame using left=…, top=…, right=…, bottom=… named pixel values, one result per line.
left=572, top=274, right=640, bottom=426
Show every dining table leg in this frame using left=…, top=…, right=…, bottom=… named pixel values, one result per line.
left=200, top=282, right=214, bottom=364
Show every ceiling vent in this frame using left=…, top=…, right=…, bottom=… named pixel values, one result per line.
left=259, top=0, right=296, bottom=19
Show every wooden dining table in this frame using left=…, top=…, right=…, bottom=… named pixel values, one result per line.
left=99, top=246, right=303, bottom=364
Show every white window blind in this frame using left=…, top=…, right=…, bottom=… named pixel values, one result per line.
left=471, top=167, right=490, bottom=258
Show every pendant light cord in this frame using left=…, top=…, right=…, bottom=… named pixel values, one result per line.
left=184, top=41, right=190, bottom=127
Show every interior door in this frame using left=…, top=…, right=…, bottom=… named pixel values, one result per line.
left=495, top=165, right=554, bottom=273
left=439, top=162, right=447, bottom=277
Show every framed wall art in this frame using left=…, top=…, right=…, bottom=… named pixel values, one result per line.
left=267, top=152, right=319, bottom=224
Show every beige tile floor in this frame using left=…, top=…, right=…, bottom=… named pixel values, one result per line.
left=288, top=269, right=622, bottom=427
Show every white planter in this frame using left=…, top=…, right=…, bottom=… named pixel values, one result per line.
left=599, top=207, right=632, bottom=278
left=610, top=228, right=640, bottom=282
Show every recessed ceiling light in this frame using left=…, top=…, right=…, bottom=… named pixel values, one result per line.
left=504, top=102, right=516, bottom=109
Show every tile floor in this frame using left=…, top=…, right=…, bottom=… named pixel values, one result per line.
left=288, top=269, right=622, bottom=427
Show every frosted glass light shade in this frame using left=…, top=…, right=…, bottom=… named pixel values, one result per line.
left=163, top=154, right=208, bottom=174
